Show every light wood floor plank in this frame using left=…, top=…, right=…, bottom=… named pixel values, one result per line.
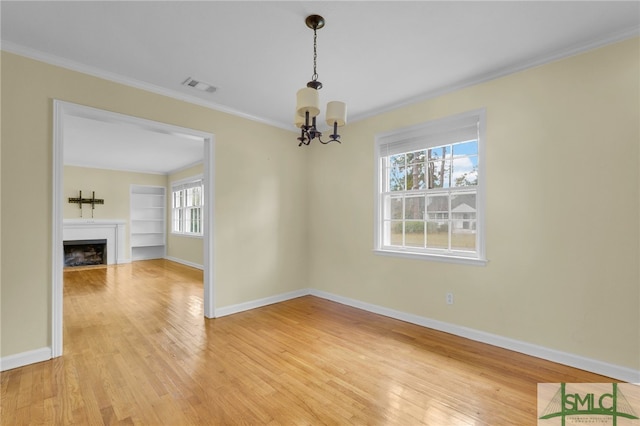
left=1, top=259, right=617, bottom=425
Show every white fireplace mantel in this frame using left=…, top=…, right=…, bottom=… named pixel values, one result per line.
left=63, top=219, right=127, bottom=265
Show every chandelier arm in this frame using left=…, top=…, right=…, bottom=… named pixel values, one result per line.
left=316, top=133, right=341, bottom=144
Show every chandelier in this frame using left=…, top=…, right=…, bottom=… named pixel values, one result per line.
left=295, top=15, right=347, bottom=146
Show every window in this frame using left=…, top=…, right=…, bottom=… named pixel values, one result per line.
left=171, top=176, right=204, bottom=236
left=374, top=110, right=486, bottom=264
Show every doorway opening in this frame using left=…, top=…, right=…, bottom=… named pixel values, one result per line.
left=52, top=100, right=215, bottom=358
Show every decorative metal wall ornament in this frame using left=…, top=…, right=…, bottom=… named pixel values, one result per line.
left=295, top=15, right=347, bottom=146
left=68, top=190, right=104, bottom=218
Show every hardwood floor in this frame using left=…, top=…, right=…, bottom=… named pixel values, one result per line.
left=1, top=259, right=615, bottom=425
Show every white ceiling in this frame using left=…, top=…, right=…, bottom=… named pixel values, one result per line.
left=2, top=1, right=639, bottom=173
left=64, top=114, right=205, bottom=175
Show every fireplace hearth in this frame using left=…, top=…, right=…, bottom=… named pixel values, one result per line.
left=63, top=239, right=107, bottom=267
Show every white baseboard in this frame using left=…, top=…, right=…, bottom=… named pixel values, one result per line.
left=164, top=256, right=203, bottom=270
left=309, top=289, right=640, bottom=383
left=214, top=288, right=310, bottom=318
left=0, top=347, right=51, bottom=372
left=5, top=290, right=638, bottom=383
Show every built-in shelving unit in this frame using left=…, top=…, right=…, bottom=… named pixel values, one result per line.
left=130, top=185, right=166, bottom=261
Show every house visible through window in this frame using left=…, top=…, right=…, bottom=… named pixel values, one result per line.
left=374, top=110, right=486, bottom=264
left=172, top=177, right=203, bottom=236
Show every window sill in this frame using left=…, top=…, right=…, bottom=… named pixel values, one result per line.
left=373, top=248, right=488, bottom=266
left=170, top=233, right=203, bottom=239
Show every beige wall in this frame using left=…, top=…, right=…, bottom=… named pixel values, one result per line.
left=166, top=163, right=204, bottom=266
left=307, top=38, right=640, bottom=371
left=1, top=38, right=638, bottom=373
left=64, top=166, right=167, bottom=221
left=0, top=52, right=308, bottom=357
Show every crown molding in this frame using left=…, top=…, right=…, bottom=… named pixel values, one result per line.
left=1, top=40, right=293, bottom=131
left=350, top=26, right=640, bottom=123
left=3, top=25, right=638, bottom=130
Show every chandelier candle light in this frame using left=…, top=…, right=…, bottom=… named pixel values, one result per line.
left=295, top=15, right=347, bottom=146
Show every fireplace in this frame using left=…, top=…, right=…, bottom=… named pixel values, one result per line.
left=63, top=239, right=107, bottom=267
left=63, top=219, right=126, bottom=265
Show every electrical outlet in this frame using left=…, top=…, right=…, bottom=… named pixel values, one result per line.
left=446, top=292, right=454, bottom=305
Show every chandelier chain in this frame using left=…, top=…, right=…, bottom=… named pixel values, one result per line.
left=312, top=28, right=319, bottom=82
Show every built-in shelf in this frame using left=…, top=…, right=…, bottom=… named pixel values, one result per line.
left=130, top=185, right=166, bottom=261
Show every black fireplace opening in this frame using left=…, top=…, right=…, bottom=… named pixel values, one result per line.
left=63, top=239, right=107, bottom=267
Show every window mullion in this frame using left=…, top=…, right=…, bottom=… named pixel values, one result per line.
left=448, top=191, right=452, bottom=252
left=402, top=195, right=406, bottom=247
left=423, top=194, right=427, bottom=249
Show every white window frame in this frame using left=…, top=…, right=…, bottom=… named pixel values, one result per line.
left=374, top=109, right=487, bottom=265
left=171, top=175, right=204, bottom=238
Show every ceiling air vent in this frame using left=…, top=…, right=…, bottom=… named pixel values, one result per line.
left=182, top=77, right=217, bottom=93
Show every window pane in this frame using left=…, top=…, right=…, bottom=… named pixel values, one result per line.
left=192, top=186, right=202, bottom=206
left=428, top=145, right=450, bottom=161
left=452, top=155, right=478, bottom=187
left=427, top=195, right=449, bottom=218
left=451, top=193, right=476, bottom=250
left=404, top=196, right=424, bottom=220
left=190, top=208, right=201, bottom=233
left=451, top=193, right=476, bottom=218
left=390, top=221, right=403, bottom=245
left=187, top=188, right=196, bottom=206
left=406, top=162, right=426, bottom=190
left=184, top=207, right=192, bottom=232
left=390, top=167, right=406, bottom=191
left=174, top=209, right=183, bottom=233
left=405, top=221, right=425, bottom=247
left=390, top=153, right=405, bottom=164
left=406, top=150, right=425, bottom=165
left=453, top=140, right=478, bottom=156
left=389, top=197, right=403, bottom=220
left=427, top=160, right=451, bottom=189
left=172, top=209, right=178, bottom=232
left=427, top=222, right=448, bottom=249
left=452, top=226, right=476, bottom=251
